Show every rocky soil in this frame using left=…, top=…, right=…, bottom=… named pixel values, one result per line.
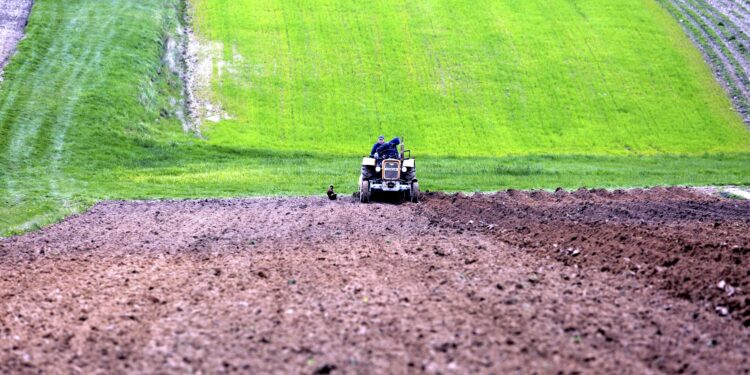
left=1, top=188, right=749, bottom=373
left=0, top=0, right=33, bottom=79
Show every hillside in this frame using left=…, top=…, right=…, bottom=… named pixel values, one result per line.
left=1, top=0, right=750, bottom=235
left=192, top=0, right=750, bottom=155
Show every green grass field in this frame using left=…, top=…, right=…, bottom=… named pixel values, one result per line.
left=1, top=0, right=749, bottom=235
left=193, top=0, right=750, bottom=156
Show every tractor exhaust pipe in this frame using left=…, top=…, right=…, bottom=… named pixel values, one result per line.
left=400, top=135, right=404, bottom=159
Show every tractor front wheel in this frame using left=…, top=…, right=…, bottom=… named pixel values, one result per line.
left=410, top=182, right=420, bottom=203
left=360, top=180, right=370, bottom=203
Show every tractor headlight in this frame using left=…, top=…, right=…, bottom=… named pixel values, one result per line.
left=375, top=166, right=381, bottom=172
left=402, top=166, right=407, bottom=172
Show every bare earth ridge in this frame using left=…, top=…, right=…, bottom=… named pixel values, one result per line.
left=0, top=0, right=33, bottom=78
left=1, top=188, right=748, bottom=373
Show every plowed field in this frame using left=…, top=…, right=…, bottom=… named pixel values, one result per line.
left=1, top=188, right=749, bottom=373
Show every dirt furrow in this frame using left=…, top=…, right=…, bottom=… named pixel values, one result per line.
left=714, top=0, right=750, bottom=20
left=419, top=188, right=750, bottom=326
left=704, top=0, right=750, bottom=39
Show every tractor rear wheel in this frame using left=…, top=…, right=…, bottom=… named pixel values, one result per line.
left=410, top=182, right=420, bottom=203
left=403, top=168, right=416, bottom=182
left=360, top=180, right=370, bottom=203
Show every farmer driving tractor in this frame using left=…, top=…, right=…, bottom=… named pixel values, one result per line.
left=370, top=135, right=385, bottom=157
left=370, top=135, right=401, bottom=159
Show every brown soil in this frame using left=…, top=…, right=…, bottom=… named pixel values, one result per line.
left=0, top=0, right=33, bottom=78
left=1, top=189, right=749, bottom=373
left=419, top=188, right=750, bottom=327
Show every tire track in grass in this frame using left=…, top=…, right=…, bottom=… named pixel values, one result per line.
left=473, top=4, right=513, bottom=143
left=623, top=3, right=665, bottom=149
left=0, top=35, right=43, bottom=134
left=432, top=2, right=477, bottom=140
left=48, top=13, right=119, bottom=201
left=272, top=3, right=289, bottom=143
left=5, top=86, right=53, bottom=202
left=45, top=28, right=100, bottom=200
left=482, top=4, right=515, bottom=146
left=4, top=4, right=82, bottom=203
left=546, top=1, right=593, bottom=141
left=4, top=2, right=125, bottom=230
left=362, top=3, right=383, bottom=132
left=496, top=7, right=529, bottom=145
left=557, top=4, right=614, bottom=135
left=398, top=2, right=419, bottom=135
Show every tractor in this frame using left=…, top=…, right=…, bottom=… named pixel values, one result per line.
left=359, top=137, right=419, bottom=203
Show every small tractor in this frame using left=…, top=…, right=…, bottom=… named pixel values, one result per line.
left=359, top=137, right=419, bottom=203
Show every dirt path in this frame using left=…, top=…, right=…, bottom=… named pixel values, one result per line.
left=1, top=189, right=749, bottom=373
left=0, top=0, right=33, bottom=79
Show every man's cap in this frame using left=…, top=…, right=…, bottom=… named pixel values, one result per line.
left=378, top=135, right=385, bottom=140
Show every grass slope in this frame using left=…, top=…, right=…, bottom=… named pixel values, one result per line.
left=1, top=0, right=749, bottom=235
left=193, top=0, right=750, bottom=155
left=0, top=0, right=190, bottom=233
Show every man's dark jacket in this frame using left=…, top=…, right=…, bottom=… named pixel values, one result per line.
left=374, top=137, right=401, bottom=158
left=370, top=142, right=382, bottom=157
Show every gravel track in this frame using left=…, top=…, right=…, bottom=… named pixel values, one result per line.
left=0, top=0, right=33, bottom=79
left=1, top=189, right=749, bottom=373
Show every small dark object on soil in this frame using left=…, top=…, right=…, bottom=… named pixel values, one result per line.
left=327, top=185, right=337, bottom=200
left=314, top=364, right=337, bottom=374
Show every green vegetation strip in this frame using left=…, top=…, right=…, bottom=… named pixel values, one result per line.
left=1, top=0, right=750, bottom=236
